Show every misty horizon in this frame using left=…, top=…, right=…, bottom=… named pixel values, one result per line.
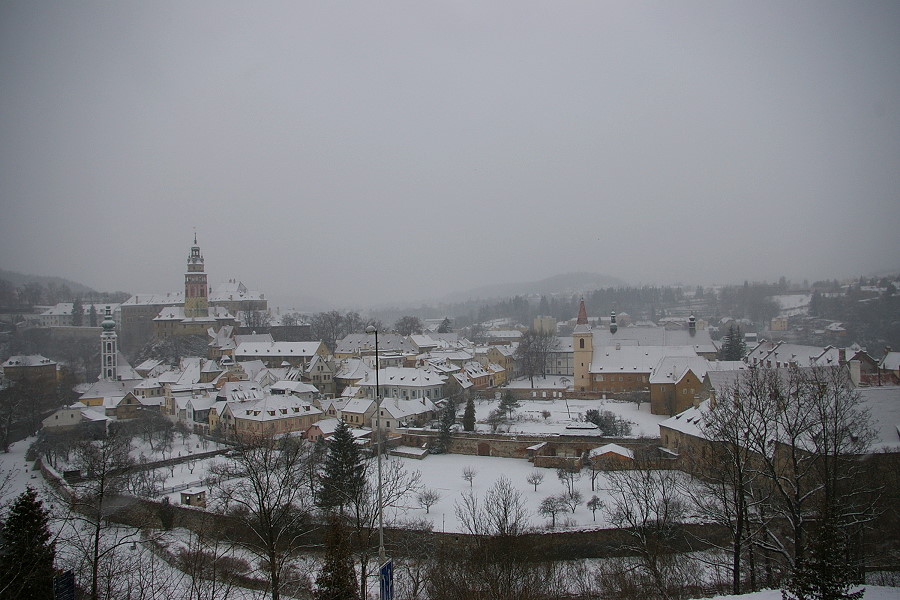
left=2, top=2, right=898, bottom=310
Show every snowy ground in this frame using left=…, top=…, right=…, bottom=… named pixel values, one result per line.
left=388, top=453, right=656, bottom=533
left=692, top=586, right=898, bottom=600
left=470, top=387, right=665, bottom=438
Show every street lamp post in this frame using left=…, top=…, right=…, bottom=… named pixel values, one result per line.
left=365, top=325, right=386, bottom=566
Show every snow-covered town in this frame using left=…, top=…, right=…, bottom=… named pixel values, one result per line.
left=1, top=234, right=898, bottom=599
left=3, top=3, right=900, bottom=600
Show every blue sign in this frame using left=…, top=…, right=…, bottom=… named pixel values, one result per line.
left=379, top=559, right=394, bottom=600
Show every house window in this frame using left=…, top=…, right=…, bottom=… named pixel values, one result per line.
left=579, top=339, right=584, bottom=349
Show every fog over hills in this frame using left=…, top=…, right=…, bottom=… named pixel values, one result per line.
left=440, top=272, right=628, bottom=303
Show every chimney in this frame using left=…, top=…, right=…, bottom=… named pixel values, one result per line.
left=689, top=314, right=696, bottom=337
left=709, top=387, right=717, bottom=409
left=838, top=348, right=847, bottom=365
left=610, top=311, right=618, bottom=334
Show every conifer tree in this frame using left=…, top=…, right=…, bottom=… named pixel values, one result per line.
left=0, top=487, right=55, bottom=600
left=462, top=396, right=476, bottom=432
left=718, top=324, right=747, bottom=361
left=317, top=419, right=365, bottom=513
left=71, top=297, right=84, bottom=326
left=314, top=513, right=359, bottom=600
left=499, top=390, right=520, bottom=420
left=433, top=400, right=456, bottom=454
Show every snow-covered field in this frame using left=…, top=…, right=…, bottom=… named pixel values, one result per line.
left=470, top=389, right=665, bottom=438
left=389, top=453, right=635, bottom=533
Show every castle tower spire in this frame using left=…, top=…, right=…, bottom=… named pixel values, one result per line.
left=184, top=233, right=208, bottom=319
left=100, top=306, right=118, bottom=381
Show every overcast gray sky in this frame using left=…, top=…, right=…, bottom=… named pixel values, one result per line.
left=1, top=1, right=898, bottom=310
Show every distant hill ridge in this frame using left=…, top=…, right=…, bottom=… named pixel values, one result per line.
left=0, top=268, right=97, bottom=295
left=444, top=272, right=627, bottom=302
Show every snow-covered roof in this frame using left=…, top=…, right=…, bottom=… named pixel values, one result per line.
left=3, top=355, right=56, bottom=368
left=154, top=306, right=233, bottom=322
left=335, top=333, right=416, bottom=354
left=358, top=367, right=447, bottom=388
left=231, top=394, right=322, bottom=422
left=79, top=379, right=140, bottom=399
left=858, top=386, right=900, bottom=451
left=649, top=356, right=714, bottom=385
left=378, top=397, right=437, bottom=420
left=341, top=397, right=376, bottom=415
left=209, top=280, right=264, bottom=302
left=234, top=341, right=323, bottom=358
left=217, top=382, right=265, bottom=403
left=591, top=326, right=713, bottom=348
left=746, top=341, right=842, bottom=368
left=658, top=400, right=710, bottom=439
left=589, top=443, right=635, bottom=460
left=270, top=380, right=319, bottom=395
left=590, top=345, right=699, bottom=374
left=41, top=302, right=121, bottom=316
left=123, top=292, right=184, bottom=306
left=880, top=352, right=900, bottom=371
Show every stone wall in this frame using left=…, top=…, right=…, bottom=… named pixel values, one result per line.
left=400, top=429, right=657, bottom=461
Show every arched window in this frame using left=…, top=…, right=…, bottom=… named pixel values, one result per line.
left=579, top=338, right=585, bottom=349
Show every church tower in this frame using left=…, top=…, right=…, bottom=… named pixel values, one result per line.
left=100, top=306, right=118, bottom=381
left=573, top=298, right=593, bottom=393
left=184, top=233, right=209, bottom=319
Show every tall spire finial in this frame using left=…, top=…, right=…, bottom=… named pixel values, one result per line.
left=193, top=228, right=197, bottom=245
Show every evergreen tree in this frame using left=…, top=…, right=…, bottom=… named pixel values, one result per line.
left=718, top=324, right=747, bottom=361
left=317, top=419, right=365, bottom=513
left=783, top=509, right=864, bottom=600
left=437, top=317, right=452, bottom=333
left=88, top=304, right=98, bottom=327
left=433, top=400, right=456, bottom=454
left=71, top=297, right=84, bottom=326
left=499, top=390, right=520, bottom=420
left=0, top=487, right=55, bottom=600
left=314, top=513, right=359, bottom=600
left=462, top=396, right=476, bottom=432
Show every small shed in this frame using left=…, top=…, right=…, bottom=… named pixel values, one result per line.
left=180, top=488, right=207, bottom=508
left=587, top=443, right=635, bottom=470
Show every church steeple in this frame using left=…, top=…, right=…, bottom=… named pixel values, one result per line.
left=576, top=298, right=588, bottom=326
left=184, top=232, right=208, bottom=319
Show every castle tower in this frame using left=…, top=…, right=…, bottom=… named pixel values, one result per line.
left=610, top=310, right=618, bottom=334
left=100, top=306, right=118, bottom=381
left=689, top=313, right=696, bottom=337
left=573, top=298, right=593, bottom=393
left=184, top=233, right=208, bottom=319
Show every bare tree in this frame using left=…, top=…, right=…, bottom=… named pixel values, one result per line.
left=515, top=328, right=556, bottom=387
left=556, top=467, right=581, bottom=496
left=526, top=470, right=544, bottom=492
left=455, top=476, right=530, bottom=537
left=417, top=488, right=441, bottom=514
left=539, top=495, right=566, bottom=529
left=64, top=430, right=139, bottom=600
left=587, top=495, right=603, bottom=521
left=393, top=315, right=423, bottom=336
left=346, top=457, right=422, bottom=600
left=439, top=477, right=541, bottom=600
left=462, top=466, right=477, bottom=488
left=208, top=434, right=316, bottom=600
left=606, top=467, right=689, bottom=600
